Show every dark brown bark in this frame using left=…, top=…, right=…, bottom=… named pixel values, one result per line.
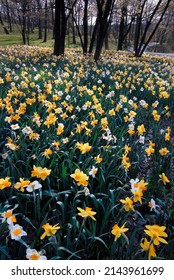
left=0, top=12, right=9, bottom=34
left=54, top=0, right=78, bottom=56
left=36, top=0, right=43, bottom=39
left=117, top=6, right=127, bottom=51
left=94, top=0, right=115, bottom=61
left=5, top=0, right=12, bottom=32
left=88, top=16, right=99, bottom=53
left=134, top=0, right=147, bottom=56
left=83, top=0, right=89, bottom=54
left=54, top=0, right=66, bottom=56
left=43, top=0, right=48, bottom=42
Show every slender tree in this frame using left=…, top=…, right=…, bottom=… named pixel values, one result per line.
left=83, top=0, right=89, bottom=53
left=0, top=11, right=10, bottom=34
left=54, top=0, right=78, bottom=56
left=133, top=0, right=172, bottom=57
left=43, top=0, right=48, bottom=42
left=94, top=0, right=115, bottom=61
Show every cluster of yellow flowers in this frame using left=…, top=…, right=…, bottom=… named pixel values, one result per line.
left=141, top=225, right=168, bottom=260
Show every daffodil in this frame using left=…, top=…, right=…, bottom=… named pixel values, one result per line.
left=26, top=180, right=42, bottom=192
left=144, top=224, right=168, bottom=246
left=89, top=166, right=98, bottom=178
left=132, top=189, right=143, bottom=204
left=77, top=207, right=96, bottom=221
left=26, top=248, right=47, bottom=260
left=94, top=154, right=103, bottom=164
left=111, top=223, right=129, bottom=241
left=120, top=197, right=134, bottom=211
left=137, top=124, right=146, bottom=135
left=40, top=223, right=60, bottom=239
left=145, top=141, right=155, bottom=156
left=57, top=123, right=64, bottom=135
left=121, top=153, right=131, bottom=170
left=76, top=142, right=91, bottom=154
left=14, top=178, right=31, bottom=192
left=43, top=148, right=53, bottom=158
left=70, top=169, right=89, bottom=186
left=0, top=177, right=11, bottom=190
left=9, top=224, right=27, bottom=241
left=148, top=198, right=159, bottom=212
left=140, top=238, right=156, bottom=260
left=159, top=147, right=169, bottom=156
left=159, top=173, right=170, bottom=185
left=31, top=165, right=51, bottom=180
left=1, top=210, right=17, bottom=225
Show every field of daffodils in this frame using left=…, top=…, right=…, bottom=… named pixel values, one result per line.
left=0, top=46, right=174, bottom=260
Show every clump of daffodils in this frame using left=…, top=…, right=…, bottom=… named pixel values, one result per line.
left=140, top=224, right=168, bottom=260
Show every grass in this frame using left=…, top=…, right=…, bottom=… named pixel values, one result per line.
left=0, top=27, right=54, bottom=47
left=0, top=25, right=83, bottom=49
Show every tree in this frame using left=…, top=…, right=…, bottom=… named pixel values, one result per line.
left=0, top=10, right=10, bottom=34
left=117, top=0, right=135, bottom=51
left=43, top=0, right=48, bottom=42
left=94, top=0, right=115, bottom=61
left=54, top=0, right=78, bottom=56
left=133, top=0, right=172, bottom=57
left=83, top=0, right=89, bottom=53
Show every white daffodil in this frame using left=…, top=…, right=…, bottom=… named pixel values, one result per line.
left=26, top=180, right=42, bottom=192
left=9, top=224, right=27, bottom=240
left=26, top=248, right=47, bottom=260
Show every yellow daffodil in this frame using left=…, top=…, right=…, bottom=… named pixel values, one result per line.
left=120, top=197, right=134, bottom=211
left=14, top=178, right=31, bottom=192
left=137, top=124, right=146, bottom=135
left=94, top=154, right=103, bottom=164
left=0, top=177, right=11, bottom=190
left=76, top=142, right=91, bottom=154
left=140, top=238, right=156, bottom=260
left=31, top=165, right=51, bottom=180
left=43, top=148, right=53, bottom=158
left=77, top=206, right=96, bottom=221
left=144, top=224, right=168, bottom=246
left=57, top=123, right=64, bottom=135
left=111, top=223, right=129, bottom=241
left=40, top=223, right=60, bottom=239
left=159, top=173, right=170, bottom=185
left=145, top=141, right=155, bottom=156
left=70, top=169, right=89, bottom=186
left=159, top=147, right=169, bottom=156
left=133, top=190, right=143, bottom=204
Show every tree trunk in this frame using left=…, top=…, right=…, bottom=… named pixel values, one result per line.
left=105, top=30, right=109, bottom=50
left=94, top=0, right=115, bottom=61
left=43, top=0, right=48, bottom=42
left=83, top=0, right=88, bottom=54
left=0, top=12, right=9, bottom=34
left=117, top=6, right=127, bottom=50
left=36, top=0, right=43, bottom=39
left=54, top=0, right=66, bottom=56
left=88, top=16, right=99, bottom=53
left=134, top=3, right=142, bottom=55
left=6, top=0, right=12, bottom=32
left=22, top=15, right=26, bottom=44
left=72, top=19, right=76, bottom=44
